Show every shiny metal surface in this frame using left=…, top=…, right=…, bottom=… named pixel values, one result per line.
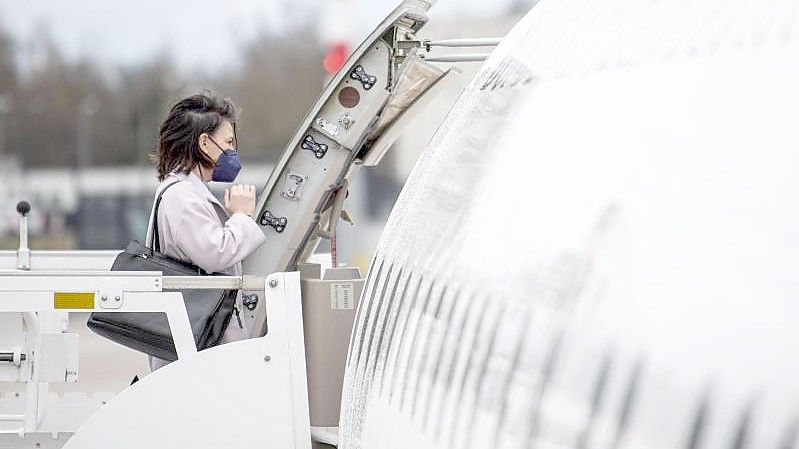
left=339, top=1, right=799, bottom=448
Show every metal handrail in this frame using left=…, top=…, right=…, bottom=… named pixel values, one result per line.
left=424, top=37, right=502, bottom=48
left=421, top=53, right=491, bottom=62
left=162, top=275, right=266, bottom=290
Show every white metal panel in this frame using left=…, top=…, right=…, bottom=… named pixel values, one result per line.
left=62, top=273, right=311, bottom=449
left=0, top=272, right=161, bottom=312
left=0, top=291, right=196, bottom=361
left=0, top=251, right=119, bottom=271
left=38, top=332, right=79, bottom=383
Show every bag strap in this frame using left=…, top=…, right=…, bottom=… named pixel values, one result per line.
left=151, top=181, right=182, bottom=253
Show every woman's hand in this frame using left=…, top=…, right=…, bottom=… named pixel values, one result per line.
left=225, top=184, right=256, bottom=217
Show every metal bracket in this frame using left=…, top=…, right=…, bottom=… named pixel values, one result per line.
left=97, top=278, right=125, bottom=309
left=338, top=113, right=355, bottom=130
left=242, top=293, right=259, bottom=311
left=350, top=65, right=377, bottom=90
left=301, top=135, right=329, bottom=159
left=259, top=211, right=288, bottom=233
left=281, top=173, right=308, bottom=201
left=315, top=118, right=340, bottom=138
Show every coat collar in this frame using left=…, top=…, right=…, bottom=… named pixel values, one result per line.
left=165, top=169, right=225, bottom=210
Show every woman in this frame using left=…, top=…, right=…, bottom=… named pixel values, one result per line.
left=146, top=92, right=266, bottom=370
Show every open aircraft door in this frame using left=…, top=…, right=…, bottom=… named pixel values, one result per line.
left=241, top=0, right=469, bottom=337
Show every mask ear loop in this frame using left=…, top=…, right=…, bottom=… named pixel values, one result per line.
left=207, top=135, right=226, bottom=152
left=195, top=133, right=217, bottom=174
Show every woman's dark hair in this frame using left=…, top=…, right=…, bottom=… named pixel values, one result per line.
left=153, top=91, right=239, bottom=181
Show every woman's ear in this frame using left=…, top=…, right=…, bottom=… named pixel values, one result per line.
left=198, top=133, right=210, bottom=156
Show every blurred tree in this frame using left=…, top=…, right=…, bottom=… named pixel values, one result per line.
left=0, top=14, right=325, bottom=168
left=9, top=24, right=109, bottom=167
left=230, top=21, right=325, bottom=162
left=113, top=54, right=184, bottom=166
left=0, top=17, right=15, bottom=94
left=0, top=18, right=15, bottom=157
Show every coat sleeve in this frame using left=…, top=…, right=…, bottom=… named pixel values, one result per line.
left=172, top=200, right=266, bottom=274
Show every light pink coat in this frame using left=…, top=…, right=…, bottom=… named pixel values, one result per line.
left=144, top=170, right=266, bottom=370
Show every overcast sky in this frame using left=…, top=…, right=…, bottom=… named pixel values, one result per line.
left=0, top=0, right=521, bottom=75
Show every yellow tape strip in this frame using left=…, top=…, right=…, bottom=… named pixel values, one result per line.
left=54, top=292, right=95, bottom=310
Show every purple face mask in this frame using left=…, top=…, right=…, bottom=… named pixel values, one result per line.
left=207, top=137, right=241, bottom=182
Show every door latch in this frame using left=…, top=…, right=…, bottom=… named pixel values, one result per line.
left=281, top=173, right=307, bottom=201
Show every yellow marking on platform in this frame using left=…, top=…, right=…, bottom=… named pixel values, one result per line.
left=54, top=292, right=95, bottom=309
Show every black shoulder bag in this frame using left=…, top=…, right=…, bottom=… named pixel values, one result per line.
left=87, top=181, right=238, bottom=361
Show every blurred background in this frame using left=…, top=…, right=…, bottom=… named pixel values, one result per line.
left=0, top=0, right=531, bottom=271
